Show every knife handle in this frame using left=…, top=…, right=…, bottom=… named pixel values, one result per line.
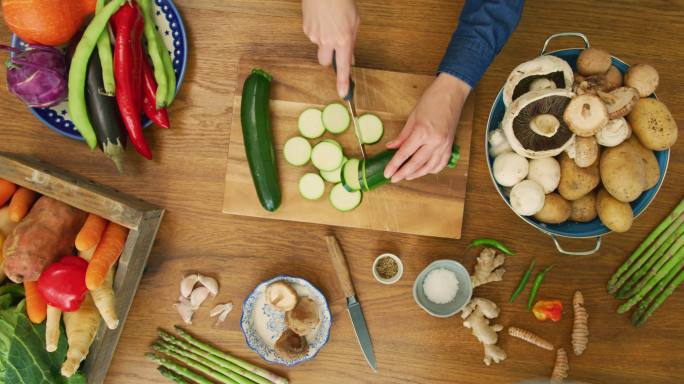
left=331, top=51, right=355, bottom=101
left=324, top=235, right=356, bottom=298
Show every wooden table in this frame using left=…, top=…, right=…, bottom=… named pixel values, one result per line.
left=1, top=1, right=683, bottom=383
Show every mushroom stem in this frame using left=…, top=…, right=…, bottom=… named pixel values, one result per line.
left=581, top=103, right=592, bottom=118
left=530, top=114, right=560, bottom=137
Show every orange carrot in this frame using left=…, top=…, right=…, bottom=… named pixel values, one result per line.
left=0, top=179, right=17, bottom=207
left=86, top=222, right=128, bottom=290
left=25, top=280, right=47, bottom=324
left=75, top=214, right=108, bottom=251
left=8, top=187, right=37, bottom=222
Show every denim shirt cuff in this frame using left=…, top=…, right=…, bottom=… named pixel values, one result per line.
left=437, top=36, right=496, bottom=88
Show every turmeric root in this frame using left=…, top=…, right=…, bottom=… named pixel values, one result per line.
left=61, top=294, right=100, bottom=377
left=46, top=305, right=62, bottom=352
left=462, top=297, right=506, bottom=365
left=550, top=348, right=569, bottom=384
left=572, top=290, right=589, bottom=356
left=79, top=247, right=119, bottom=330
left=507, top=326, right=553, bottom=351
left=471, top=248, right=506, bottom=287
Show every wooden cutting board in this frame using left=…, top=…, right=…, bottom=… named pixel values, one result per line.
left=223, top=57, right=473, bottom=239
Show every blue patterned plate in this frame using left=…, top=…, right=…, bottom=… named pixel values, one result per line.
left=9, top=0, right=188, bottom=141
left=240, top=275, right=332, bottom=366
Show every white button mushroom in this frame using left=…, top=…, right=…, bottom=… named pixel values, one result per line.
left=596, top=117, right=631, bottom=147
left=510, top=180, right=546, bottom=216
left=488, top=128, right=512, bottom=157
left=527, top=157, right=561, bottom=194
left=493, top=152, right=529, bottom=187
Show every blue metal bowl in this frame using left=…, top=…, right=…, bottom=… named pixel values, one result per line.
left=486, top=33, right=670, bottom=255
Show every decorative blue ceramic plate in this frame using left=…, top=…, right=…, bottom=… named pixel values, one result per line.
left=9, top=0, right=188, bottom=141
left=240, top=275, right=332, bottom=366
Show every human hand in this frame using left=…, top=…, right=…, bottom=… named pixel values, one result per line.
left=384, top=73, right=471, bottom=182
left=302, top=0, right=360, bottom=98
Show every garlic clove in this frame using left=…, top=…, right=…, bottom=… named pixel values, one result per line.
left=209, top=303, right=233, bottom=326
left=190, top=286, right=211, bottom=309
left=180, top=274, right=199, bottom=298
left=174, top=298, right=194, bottom=325
left=198, top=275, right=219, bottom=296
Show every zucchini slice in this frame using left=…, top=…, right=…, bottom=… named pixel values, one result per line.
left=283, top=136, right=312, bottom=166
left=321, top=156, right=347, bottom=183
left=311, top=139, right=344, bottom=171
left=358, top=113, right=384, bottom=144
left=330, top=183, right=362, bottom=212
left=298, top=108, right=325, bottom=139
left=299, top=173, right=326, bottom=200
left=341, top=158, right=361, bottom=192
left=322, top=103, right=350, bottom=134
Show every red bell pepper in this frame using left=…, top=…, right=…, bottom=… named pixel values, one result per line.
left=532, top=299, right=563, bottom=322
left=142, top=57, right=170, bottom=129
left=36, top=256, right=88, bottom=312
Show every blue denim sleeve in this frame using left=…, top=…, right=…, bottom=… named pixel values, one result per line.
left=438, top=0, right=525, bottom=88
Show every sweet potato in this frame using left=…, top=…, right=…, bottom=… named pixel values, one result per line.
left=3, top=197, right=86, bottom=282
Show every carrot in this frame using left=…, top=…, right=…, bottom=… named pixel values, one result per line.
left=79, top=247, right=119, bottom=329
left=75, top=214, right=108, bottom=251
left=46, top=305, right=62, bottom=352
left=86, top=222, right=128, bottom=290
left=0, top=179, right=17, bottom=206
left=24, top=280, right=47, bottom=323
left=61, top=294, right=99, bottom=377
left=8, top=187, right=37, bottom=222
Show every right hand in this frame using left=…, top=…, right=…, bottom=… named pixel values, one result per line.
left=302, top=0, right=360, bottom=98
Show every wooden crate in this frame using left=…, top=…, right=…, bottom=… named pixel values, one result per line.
left=0, top=152, right=164, bottom=384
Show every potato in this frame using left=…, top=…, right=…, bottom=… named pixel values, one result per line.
left=627, top=136, right=660, bottom=190
left=534, top=193, right=572, bottom=224
left=627, top=98, right=678, bottom=150
left=600, top=142, right=646, bottom=202
left=558, top=152, right=600, bottom=201
left=597, top=189, right=633, bottom=232
left=570, top=191, right=597, bottom=222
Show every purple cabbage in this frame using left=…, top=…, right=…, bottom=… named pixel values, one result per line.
left=2, top=44, right=67, bottom=108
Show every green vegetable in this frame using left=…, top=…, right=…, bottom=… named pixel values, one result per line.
left=156, top=28, right=177, bottom=104
left=151, top=344, right=239, bottom=384
left=241, top=69, right=281, bottom=212
left=469, top=238, right=515, bottom=256
left=527, top=265, right=554, bottom=311
left=145, top=354, right=213, bottom=384
left=158, top=366, right=191, bottom=384
left=509, top=259, right=536, bottom=303
left=632, top=267, right=684, bottom=327
left=95, top=0, right=115, bottom=95
left=137, top=0, right=169, bottom=108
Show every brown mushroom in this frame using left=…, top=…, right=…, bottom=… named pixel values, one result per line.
left=266, top=282, right=298, bottom=311
left=286, top=297, right=320, bottom=336
left=573, top=136, right=599, bottom=168
left=624, top=64, right=659, bottom=97
left=275, top=329, right=309, bottom=359
left=604, top=66, right=623, bottom=90
left=563, top=95, right=609, bottom=137
left=598, top=87, right=639, bottom=119
left=573, top=75, right=606, bottom=96
left=577, top=48, right=612, bottom=76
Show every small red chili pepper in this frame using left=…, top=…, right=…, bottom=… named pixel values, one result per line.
left=36, top=256, right=89, bottom=312
left=142, top=56, right=170, bottom=129
left=532, top=299, right=563, bottom=322
left=112, top=3, right=152, bottom=159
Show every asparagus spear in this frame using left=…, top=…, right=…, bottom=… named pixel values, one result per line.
left=631, top=264, right=684, bottom=324
left=174, top=326, right=289, bottom=384
left=155, top=342, right=257, bottom=384
left=159, top=330, right=271, bottom=384
left=632, top=268, right=684, bottom=327
left=153, top=344, right=240, bottom=384
left=145, top=353, right=213, bottom=384
left=158, top=366, right=191, bottom=384
left=608, top=199, right=684, bottom=292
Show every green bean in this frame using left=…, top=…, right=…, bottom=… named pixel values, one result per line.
left=137, top=0, right=169, bottom=108
left=509, top=259, right=536, bottom=303
left=96, top=0, right=116, bottom=95
left=527, top=265, right=554, bottom=310
left=468, top=238, right=515, bottom=256
left=68, top=0, right=126, bottom=149
left=156, top=31, right=177, bottom=104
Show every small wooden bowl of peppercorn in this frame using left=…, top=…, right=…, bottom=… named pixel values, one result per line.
left=372, top=253, right=403, bottom=284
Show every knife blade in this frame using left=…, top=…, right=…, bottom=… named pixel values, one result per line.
left=332, top=51, right=366, bottom=160
left=324, top=235, right=377, bottom=371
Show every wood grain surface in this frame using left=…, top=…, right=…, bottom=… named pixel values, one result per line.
left=223, top=57, right=473, bottom=239
left=0, top=1, right=683, bottom=383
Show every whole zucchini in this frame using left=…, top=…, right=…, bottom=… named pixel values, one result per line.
left=241, top=68, right=281, bottom=211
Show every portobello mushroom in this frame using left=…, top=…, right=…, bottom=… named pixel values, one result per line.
left=503, top=55, right=573, bottom=107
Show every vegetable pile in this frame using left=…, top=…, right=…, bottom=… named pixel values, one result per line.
left=492, top=47, right=677, bottom=232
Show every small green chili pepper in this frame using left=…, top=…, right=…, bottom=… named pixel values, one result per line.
left=468, top=238, right=515, bottom=256
left=509, top=259, right=536, bottom=303
left=527, top=265, right=554, bottom=310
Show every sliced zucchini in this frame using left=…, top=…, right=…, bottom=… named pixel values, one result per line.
left=330, top=183, right=362, bottom=212
left=299, top=173, right=325, bottom=200
left=283, top=136, right=312, bottom=166
left=358, top=113, right=384, bottom=144
left=298, top=108, right=325, bottom=139
left=341, top=158, right=361, bottom=192
left=321, top=156, right=347, bottom=183
left=311, top=139, right=344, bottom=171
left=322, top=103, right=350, bottom=134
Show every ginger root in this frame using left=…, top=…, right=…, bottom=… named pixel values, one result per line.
left=471, top=248, right=506, bottom=287
left=462, top=297, right=506, bottom=365
left=507, top=326, right=553, bottom=351
left=572, top=290, right=589, bottom=356
left=550, top=348, right=569, bottom=383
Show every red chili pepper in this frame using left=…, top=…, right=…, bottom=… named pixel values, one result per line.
left=112, top=3, right=152, bottom=160
left=142, top=57, right=170, bottom=129
left=36, top=256, right=88, bottom=312
left=532, top=299, right=563, bottom=322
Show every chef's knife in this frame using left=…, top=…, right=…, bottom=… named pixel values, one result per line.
left=324, top=235, right=376, bottom=371
left=332, top=52, right=366, bottom=160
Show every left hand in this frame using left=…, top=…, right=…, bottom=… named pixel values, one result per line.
left=384, top=73, right=471, bottom=182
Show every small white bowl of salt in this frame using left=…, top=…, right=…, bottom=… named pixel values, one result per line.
left=412, top=259, right=472, bottom=318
